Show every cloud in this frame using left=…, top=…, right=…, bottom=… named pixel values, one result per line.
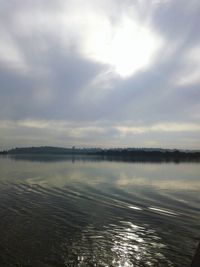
left=175, top=45, right=200, bottom=86
left=1, top=119, right=200, bottom=150
left=0, top=0, right=200, bottom=149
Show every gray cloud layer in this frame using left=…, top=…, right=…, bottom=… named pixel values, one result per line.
left=0, top=0, right=200, bottom=149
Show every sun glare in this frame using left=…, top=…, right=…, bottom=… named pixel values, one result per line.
left=109, top=18, right=161, bottom=77
left=83, top=16, right=162, bottom=77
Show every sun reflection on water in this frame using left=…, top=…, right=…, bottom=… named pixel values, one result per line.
left=63, top=220, right=173, bottom=267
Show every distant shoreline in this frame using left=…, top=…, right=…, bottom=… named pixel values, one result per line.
left=1, top=146, right=200, bottom=163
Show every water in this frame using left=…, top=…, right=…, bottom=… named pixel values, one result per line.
left=0, top=156, right=200, bottom=267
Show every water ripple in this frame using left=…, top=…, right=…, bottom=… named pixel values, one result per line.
left=0, top=159, right=199, bottom=266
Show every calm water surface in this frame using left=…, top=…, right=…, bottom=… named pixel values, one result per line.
left=0, top=156, right=200, bottom=267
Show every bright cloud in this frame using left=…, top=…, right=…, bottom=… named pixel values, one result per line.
left=11, top=0, right=162, bottom=77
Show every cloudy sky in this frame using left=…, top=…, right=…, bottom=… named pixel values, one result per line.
left=0, top=0, right=200, bottom=149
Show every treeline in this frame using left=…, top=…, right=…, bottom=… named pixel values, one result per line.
left=1, top=146, right=200, bottom=162
left=91, top=148, right=200, bottom=162
left=0, top=146, right=101, bottom=155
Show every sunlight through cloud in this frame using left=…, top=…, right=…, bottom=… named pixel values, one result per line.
left=81, top=15, right=162, bottom=77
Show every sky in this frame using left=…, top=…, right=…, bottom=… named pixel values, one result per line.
left=0, top=0, right=200, bottom=150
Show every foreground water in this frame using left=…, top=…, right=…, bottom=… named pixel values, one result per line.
left=0, top=156, right=200, bottom=267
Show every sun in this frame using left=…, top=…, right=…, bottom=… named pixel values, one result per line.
left=82, top=16, right=162, bottom=77
left=108, top=18, right=161, bottom=77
